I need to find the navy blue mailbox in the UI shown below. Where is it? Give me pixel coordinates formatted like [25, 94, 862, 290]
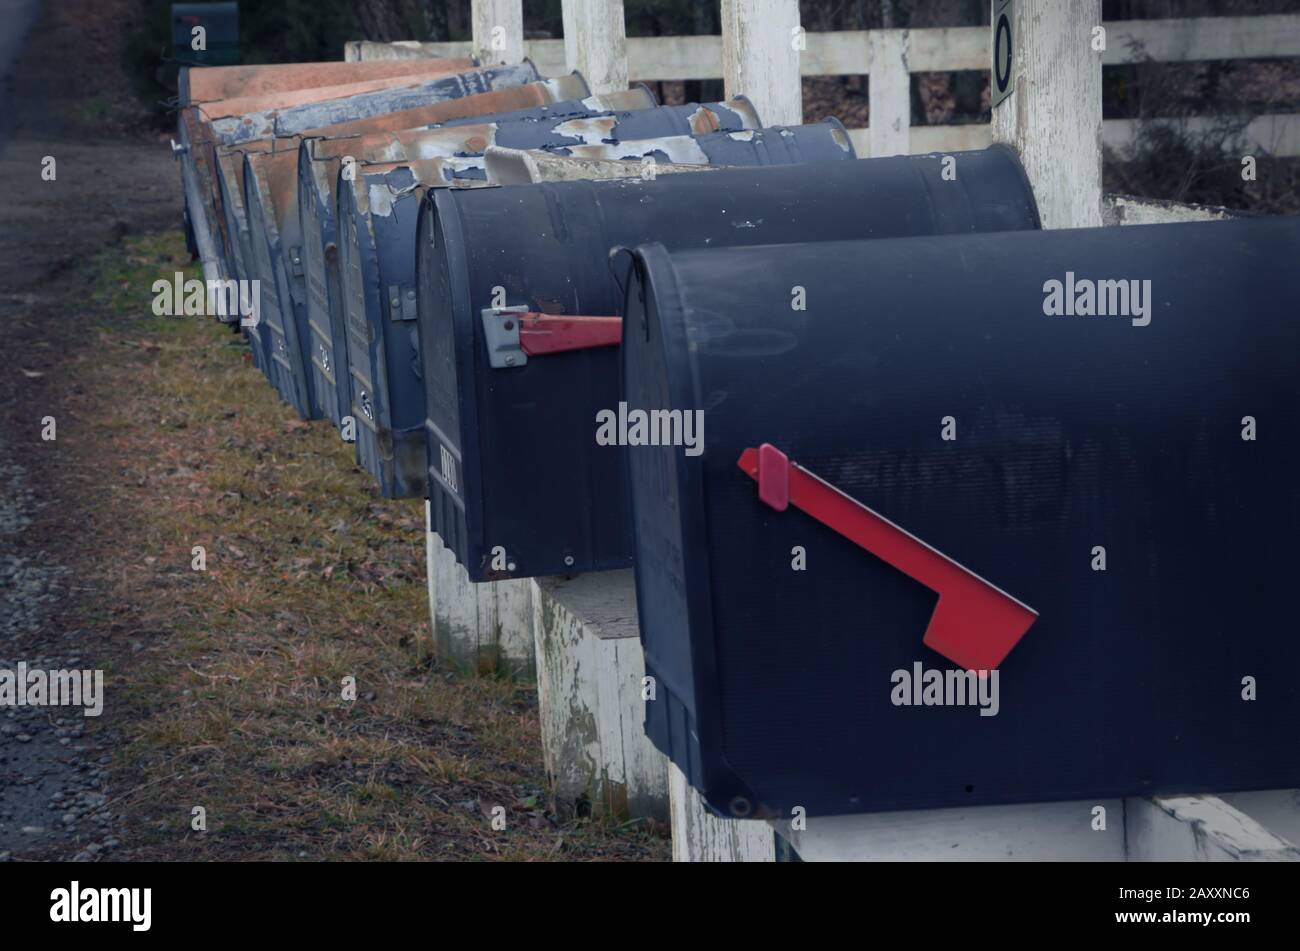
[417, 147, 1040, 581]
[244, 150, 316, 418]
[619, 215, 1300, 818]
[298, 141, 348, 423]
[336, 161, 484, 498]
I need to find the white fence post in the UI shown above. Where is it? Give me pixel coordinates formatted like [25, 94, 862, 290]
[867, 28, 909, 157]
[991, 0, 1103, 228]
[531, 572, 669, 821]
[561, 0, 629, 94]
[721, 0, 803, 127]
[471, 0, 524, 66]
[1126, 796, 1300, 861]
[669, 764, 776, 862]
[424, 516, 536, 680]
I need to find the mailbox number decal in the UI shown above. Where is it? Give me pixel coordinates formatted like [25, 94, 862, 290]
[992, 0, 1014, 109]
[439, 443, 459, 496]
[738, 443, 1037, 670]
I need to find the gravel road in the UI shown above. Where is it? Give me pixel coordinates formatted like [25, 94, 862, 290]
[0, 0, 179, 861]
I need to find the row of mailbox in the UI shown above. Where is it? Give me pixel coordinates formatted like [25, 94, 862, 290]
[178, 56, 1300, 818]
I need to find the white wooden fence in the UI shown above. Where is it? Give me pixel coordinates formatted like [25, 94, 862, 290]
[347, 11, 1300, 159]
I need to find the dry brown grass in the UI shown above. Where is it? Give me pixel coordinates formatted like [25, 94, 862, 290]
[61, 231, 668, 861]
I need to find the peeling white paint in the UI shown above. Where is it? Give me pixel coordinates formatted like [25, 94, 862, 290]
[485, 146, 720, 184]
[564, 135, 712, 166]
[366, 182, 396, 217]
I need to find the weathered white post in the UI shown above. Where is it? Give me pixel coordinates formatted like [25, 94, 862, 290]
[990, 0, 1103, 228]
[669, 765, 776, 862]
[561, 0, 629, 94]
[867, 29, 910, 157]
[471, 0, 525, 66]
[425, 504, 535, 680]
[721, 0, 803, 127]
[531, 572, 669, 820]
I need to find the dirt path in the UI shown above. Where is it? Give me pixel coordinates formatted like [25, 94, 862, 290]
[0, 0, 179, 861]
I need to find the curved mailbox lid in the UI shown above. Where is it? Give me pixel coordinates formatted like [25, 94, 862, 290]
[182, 58, 479, 105]
[431, 86, 660, 128]
[619, 214, 1300, 819]
[483, 146, 725, 184]
[198, 64, 484, 120]
[291, 80, 579, 140]
[417, 146, 1040, 582]
[436, 98, 761, 142]
[212, 62, 544, 145]
[551, 120, 855, 166]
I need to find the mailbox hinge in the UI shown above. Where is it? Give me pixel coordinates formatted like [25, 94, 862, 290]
[737, 443, 1038, 672]
[388, 284, 417, 321]
[288, 246, 304, 277]
[481, 306, 622, 369]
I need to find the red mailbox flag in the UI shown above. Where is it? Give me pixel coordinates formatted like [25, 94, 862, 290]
[739, 443, 1038, 670]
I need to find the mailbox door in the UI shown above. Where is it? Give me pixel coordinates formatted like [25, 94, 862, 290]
[622, 216, 1300, 817]
[361, 170, 428, 498]
[269, 171, 318, 420]
[215, 148, 270, 370]
[338, 176, 382, 472]
[300, 152, 348, 427]
[244, 169, 302, 414]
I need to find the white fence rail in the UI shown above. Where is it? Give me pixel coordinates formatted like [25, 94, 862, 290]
[347, 13, 1300, 157]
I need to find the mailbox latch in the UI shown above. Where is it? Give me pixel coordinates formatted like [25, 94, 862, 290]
[481, 305, 531, 368]
[481, 307, 623, 369]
